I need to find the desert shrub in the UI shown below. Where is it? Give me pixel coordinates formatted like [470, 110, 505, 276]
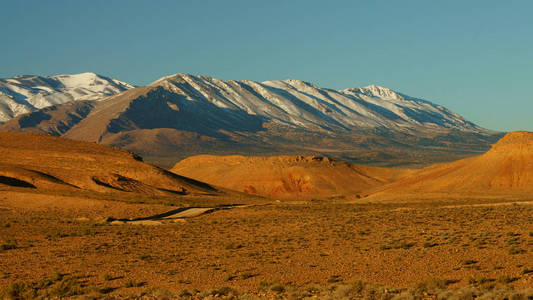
[415, 277, 450, 290]
[257, 280, 271, 292]
[496, 274, 513, 284]
[380, 241, 415, 250]
[199, 286, 238, 298]
[1, 282, 36, 299]
[423, 242, 438, 248]
[0, 241, 16, 251]
[462, 259, 478, 265]
[48, 276, 87, 297]
[326, 275, 342, 283]
[141, 287, 175, 299]
[270, 284, 286, 293]
[509, 247, 526, 255]
[468, 275, 490, 285]
[224, 242, 243, 250]
[125, 279, 144, 288]
[239, 272, 255, 280]
[0, 274, 94, 299]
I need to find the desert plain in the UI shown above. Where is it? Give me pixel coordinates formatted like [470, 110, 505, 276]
[0, 132, 532, 299]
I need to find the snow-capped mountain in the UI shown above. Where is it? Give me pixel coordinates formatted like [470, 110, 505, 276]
[152, 74, 481, 133]
[0, 73, 501, 167]
[0, 72, 133, 122]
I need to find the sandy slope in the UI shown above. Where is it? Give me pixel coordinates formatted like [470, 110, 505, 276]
[172, 155, 411, 200]
[367, 131, 533, 201]
[0, 132, 216, 196]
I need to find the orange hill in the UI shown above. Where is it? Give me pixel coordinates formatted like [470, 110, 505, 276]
[367, 131, 533, 200]
[171, 155, 411, 200]
[0, 132, 215, 195]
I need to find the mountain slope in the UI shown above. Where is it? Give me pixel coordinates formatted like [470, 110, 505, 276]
[0, 73, 502, 167]
[153, 74, 481, 132]
[0, 72, 133, 122]
[0, 132, 216, 196]
[172, 155, 412, 200]
[367, 131, 533, 200]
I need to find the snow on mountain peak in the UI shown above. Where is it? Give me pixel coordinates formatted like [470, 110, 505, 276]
[0, 72, 487, 135]
[0, 72, 133, 122]
[282, 79, 316, 87]
[342, 84, 402, 100]
[143, 74, 485, 133]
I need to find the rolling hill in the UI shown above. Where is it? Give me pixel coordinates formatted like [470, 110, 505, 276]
[0, 132, 215, 196]
[366, 131, 533, 201]
[172, 155, 411, 200]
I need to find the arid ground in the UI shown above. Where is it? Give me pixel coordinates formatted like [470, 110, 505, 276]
[1, 132, 533, 299]
[1, 188, 532, 299]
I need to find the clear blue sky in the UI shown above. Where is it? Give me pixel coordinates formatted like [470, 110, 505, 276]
[2, 0, 532, 132]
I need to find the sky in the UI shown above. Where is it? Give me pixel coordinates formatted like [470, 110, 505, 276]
[1, 0, 532, 132]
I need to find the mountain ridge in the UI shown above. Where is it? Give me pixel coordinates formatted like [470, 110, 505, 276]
[0, 72, 502, 167]
[0, 72, 133, 122]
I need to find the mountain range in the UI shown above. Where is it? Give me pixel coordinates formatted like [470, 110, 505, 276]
[0, 72, 133, 122]
[0, 73, 502, 167]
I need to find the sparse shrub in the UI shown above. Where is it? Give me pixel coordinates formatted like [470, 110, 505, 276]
[45, 232, 69, 240]
[78, 228, 94, 236]
[0, 274, 93, 299]
[420, 277, 449, 290]
[48, 272, 63, 283]
[179, 289, 192, 298]
[239, 272, 254, 280]
[327, 274, 342, 283]
[200, 286, 238, 298]
[125, 279, 144, 288]
[48, 276, 86, 297]
[462, 259, 478, 265]
[496, 275, 513, 284]
[270, 283, 286, 293]
[225, 274, 237, 281]
[380, 241, 415, 250]
[509, 247, 526, 255]
[1, 282, 36, 299]
[0, 241, 16, 251]
[142, 287, 175, 299]
[468, 275, 489, 285]
[258, 280, 271, 291]
[224, 242, 243, 250]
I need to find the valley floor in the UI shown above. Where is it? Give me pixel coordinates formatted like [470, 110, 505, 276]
[0, 188, 532, 298]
